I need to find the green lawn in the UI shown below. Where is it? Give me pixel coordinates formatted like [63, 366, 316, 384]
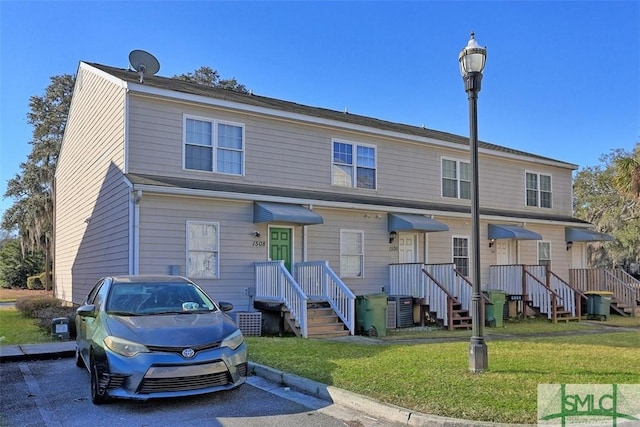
[247, 320, 640, 424]
[0, 308, 56, 345]
[3, 305, 638, 424]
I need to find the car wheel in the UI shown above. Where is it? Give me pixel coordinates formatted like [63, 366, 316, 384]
[75, 348, 85, 368]
[90, 358, 108, 405]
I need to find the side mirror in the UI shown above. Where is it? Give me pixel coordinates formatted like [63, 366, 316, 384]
[76, 304, 97, 318]
[218, 301, 233, 312]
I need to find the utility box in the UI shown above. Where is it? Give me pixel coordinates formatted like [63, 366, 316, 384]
[356, 293, 387, 337]
[483, 289, 506, 327]
[585, 291, 612, 321]
[51, 317, 70, 340]
[389, 295, 414, 328]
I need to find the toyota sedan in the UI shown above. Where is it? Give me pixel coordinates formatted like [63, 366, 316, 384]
[75, 275, 247, 404]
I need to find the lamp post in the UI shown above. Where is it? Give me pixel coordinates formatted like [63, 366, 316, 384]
[459, 32, 488, 373]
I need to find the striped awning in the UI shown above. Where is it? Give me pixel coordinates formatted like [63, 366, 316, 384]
[388, 213, 449, 233]
[253, 202, 323, 225]
[488, 224, 542, 240]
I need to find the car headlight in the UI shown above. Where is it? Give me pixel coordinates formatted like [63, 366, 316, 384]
[104, 336, 150, 357]
[221, 329, 244, 350]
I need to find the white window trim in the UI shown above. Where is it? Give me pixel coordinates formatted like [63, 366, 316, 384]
[183, 114, 245, 176]
[331, 138, 377, 190]
[537, 240, 552, 266]
[525, 171, 552, 208]
[441, 156, 471, 200]
[452, 235, 470, 276]
[186, 220, 220, 279]
[340, 229, 365, 278]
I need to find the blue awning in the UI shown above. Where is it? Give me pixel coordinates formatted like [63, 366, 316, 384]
[565, 227, 614, 242]
[253, 202, 323, 225]
[388, 213, 449, 233]
[488, 224, 542, 240]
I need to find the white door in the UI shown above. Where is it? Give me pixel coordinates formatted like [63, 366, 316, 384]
[571, 243, 586, 268]
[398, 233, 418, 263]
[496, 240, 512, 265]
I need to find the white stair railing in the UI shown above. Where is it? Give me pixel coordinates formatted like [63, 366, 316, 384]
[255, 261, 308, 337]
[296, 261, 355, 335]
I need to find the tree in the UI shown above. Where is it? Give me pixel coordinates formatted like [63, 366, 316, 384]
[2, 67, 248, 289]
[2, 74, 75, 289]
[173, 66, 249, 93]
[573, 144, 640, 271]
[0, 238, 44, 288]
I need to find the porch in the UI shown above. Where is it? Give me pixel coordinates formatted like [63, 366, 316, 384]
[388, 263, 484, 330]
[253, 260, 356, 338]
[569, 268, 640, 317]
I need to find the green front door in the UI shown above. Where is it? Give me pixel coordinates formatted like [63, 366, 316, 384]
[269, 227, 292, 272]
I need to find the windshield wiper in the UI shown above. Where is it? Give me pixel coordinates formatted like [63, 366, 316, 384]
[107, 311, 141, 316]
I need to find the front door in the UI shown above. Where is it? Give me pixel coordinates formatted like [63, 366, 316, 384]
[398, 233, 418, 263]
[571, 242, 586, 268]
[269, 227, 293, 272]
[496, 240, 512, 265]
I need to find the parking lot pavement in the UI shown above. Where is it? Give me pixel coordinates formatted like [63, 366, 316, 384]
[0, 341, 529, 426]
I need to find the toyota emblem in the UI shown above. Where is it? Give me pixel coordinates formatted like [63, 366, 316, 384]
[181, 348, 195, 358]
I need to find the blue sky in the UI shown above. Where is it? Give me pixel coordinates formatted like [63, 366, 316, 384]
[1, 1, 638, 221]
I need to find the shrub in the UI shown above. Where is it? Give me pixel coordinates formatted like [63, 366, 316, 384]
[27, 274, 45, 290]
[15, 295, 62, 318]
[33, 305, 77, 339]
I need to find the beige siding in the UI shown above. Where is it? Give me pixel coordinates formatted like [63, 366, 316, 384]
[125, 96, 575, 218]
[54, 66, 129, 304]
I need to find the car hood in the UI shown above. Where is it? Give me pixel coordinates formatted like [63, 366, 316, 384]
[104, 312, 238, 347]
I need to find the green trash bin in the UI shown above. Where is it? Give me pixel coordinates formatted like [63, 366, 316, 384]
[355, 293, 388, 337]
[483, 289, 506, 327]
[585, 291, 613, 320]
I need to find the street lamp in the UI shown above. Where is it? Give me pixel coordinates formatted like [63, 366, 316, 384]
[459, 32, 488, 373]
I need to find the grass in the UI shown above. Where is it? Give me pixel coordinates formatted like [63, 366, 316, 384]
[247, 318, 640, 424]
[3, 291, 638, 424]
[0, 308, 56, 345]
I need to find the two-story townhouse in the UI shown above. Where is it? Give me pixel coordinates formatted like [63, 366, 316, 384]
[55, 61, 628, 338]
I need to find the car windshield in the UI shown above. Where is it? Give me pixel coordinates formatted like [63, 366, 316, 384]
[106, 282, 218, 315]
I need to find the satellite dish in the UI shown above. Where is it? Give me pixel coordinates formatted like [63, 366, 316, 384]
[128, 50, 160, 83]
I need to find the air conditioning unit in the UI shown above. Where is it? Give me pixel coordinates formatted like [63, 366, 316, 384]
[390, 295, 414, 328]
[387, 300, 397, 329]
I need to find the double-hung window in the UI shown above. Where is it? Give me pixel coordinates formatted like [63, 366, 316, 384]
[332, 140, 376, 189]
[340, 230, 364, 278]
[184, 116, 244, 175]
[442, 158, 471, 199]
[525, 172, 552, 208]
[537, 241, 551, 267]
[187, 221, 219, 279]
[452, 236, 469, 277]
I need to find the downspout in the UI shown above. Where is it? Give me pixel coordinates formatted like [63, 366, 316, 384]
[131, 190, 142, 275]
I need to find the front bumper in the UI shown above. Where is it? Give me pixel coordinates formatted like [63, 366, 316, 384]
[99, 341, 247, 400]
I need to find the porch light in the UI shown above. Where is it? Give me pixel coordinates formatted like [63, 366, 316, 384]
[489, 239, 496, 248]
[389, 231, 397, 244]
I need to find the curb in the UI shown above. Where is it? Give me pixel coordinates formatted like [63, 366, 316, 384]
[248, 362, 534, 427]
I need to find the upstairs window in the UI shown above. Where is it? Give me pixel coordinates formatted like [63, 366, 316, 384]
[184, 116, 244, 175]
[526, 172, 552, 208]
[442, 158, 471, 199]
[332, 141, 376, 189]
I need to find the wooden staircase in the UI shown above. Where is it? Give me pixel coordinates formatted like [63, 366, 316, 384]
[285, 301, 350, 338]
[610, 297, 640, 317]
[425, 298, 472, 330]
